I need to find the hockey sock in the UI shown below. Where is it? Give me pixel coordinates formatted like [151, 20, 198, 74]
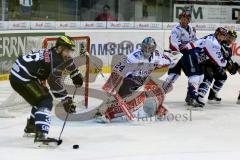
[35, 108, 51, 134]
[198, 79, 212, 98]
[212, 80, 226, 93]
[29, 106, 37, 124]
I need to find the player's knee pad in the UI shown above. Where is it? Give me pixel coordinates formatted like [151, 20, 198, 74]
[35, 107, 51, 134]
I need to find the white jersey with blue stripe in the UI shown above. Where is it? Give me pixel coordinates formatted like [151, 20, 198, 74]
[185, 34, 227, 67]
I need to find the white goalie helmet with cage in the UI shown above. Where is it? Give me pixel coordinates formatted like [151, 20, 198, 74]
[141, 37, 157, 58]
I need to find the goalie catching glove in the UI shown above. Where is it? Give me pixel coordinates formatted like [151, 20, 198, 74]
[70, 69, 83, 87]
[62, 97, 76, 113]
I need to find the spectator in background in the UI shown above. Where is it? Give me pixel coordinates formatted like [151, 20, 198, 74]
[95, 5, 117, 21]
[19, 0, 33, 16]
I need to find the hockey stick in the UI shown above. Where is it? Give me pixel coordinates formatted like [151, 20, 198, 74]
[81, 51, 135, 121]
[57, 87, 78, 145]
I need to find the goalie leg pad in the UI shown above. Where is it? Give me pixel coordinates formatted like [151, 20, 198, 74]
[102, 71, 123, 95]
[144, 79, 167, 116]
[104, 92, 146, 120]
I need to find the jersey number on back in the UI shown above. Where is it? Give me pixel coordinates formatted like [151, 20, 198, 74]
[23, 51, 44, 62]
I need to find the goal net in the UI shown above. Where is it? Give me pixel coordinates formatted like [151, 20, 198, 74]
[0, 36, 90, 117]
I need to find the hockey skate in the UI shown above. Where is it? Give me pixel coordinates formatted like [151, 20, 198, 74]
[23, 119, 36, 137]
[237, 93, 240, 104]
[185, 91, 192, 106]
[94, 110, 110, 123]
[207, 89, 221, 104]
[186, 96, 204, 111]
[34, 132, 59, 147]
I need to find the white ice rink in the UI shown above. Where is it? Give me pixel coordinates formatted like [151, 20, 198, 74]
[1, 74, 240, 160]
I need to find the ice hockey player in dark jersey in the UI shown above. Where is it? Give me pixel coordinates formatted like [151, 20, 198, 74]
[198, 29, 239, 106]
[9, 36, 83, 146]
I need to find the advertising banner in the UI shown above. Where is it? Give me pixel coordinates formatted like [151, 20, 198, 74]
[0, 32, 64, 75]
[174, 4, 240, 24]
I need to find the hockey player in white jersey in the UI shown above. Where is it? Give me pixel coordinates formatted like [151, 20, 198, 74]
[182, 27, 237, 108]
[99, 37, 182, 121]
[198, 29, 239, 106]
[162, 10, 197, 105]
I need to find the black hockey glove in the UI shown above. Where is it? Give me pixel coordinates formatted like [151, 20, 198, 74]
[226, 60, 239, 75]
[70, 69, 83, 87]
[62, 97, 76, 113]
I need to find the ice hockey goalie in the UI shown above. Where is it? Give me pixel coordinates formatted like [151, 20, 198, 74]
[99, 37, 182, 122]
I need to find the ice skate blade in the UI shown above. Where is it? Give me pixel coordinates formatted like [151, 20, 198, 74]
[207, 100, 221, 104]
[34, 141, 59, 148]
[23, 132, 35, 138]
[186, 106, 204, 111]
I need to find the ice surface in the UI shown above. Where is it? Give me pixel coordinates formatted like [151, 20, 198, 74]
[1, 74, 240, 160]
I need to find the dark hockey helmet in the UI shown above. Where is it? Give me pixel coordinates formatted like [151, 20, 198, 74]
[56, 35, 75, 51]
[227, 30, 237, 39]
[178, 11, 191, 20]
[141, 37, 157, 56]
[226, 29, 237, 44]
[215, 27, 227, 36]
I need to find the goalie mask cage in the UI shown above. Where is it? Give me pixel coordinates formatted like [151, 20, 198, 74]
[0, 36, 90, 116]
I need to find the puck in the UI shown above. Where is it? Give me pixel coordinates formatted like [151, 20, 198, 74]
[73, 144, 79, 149]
